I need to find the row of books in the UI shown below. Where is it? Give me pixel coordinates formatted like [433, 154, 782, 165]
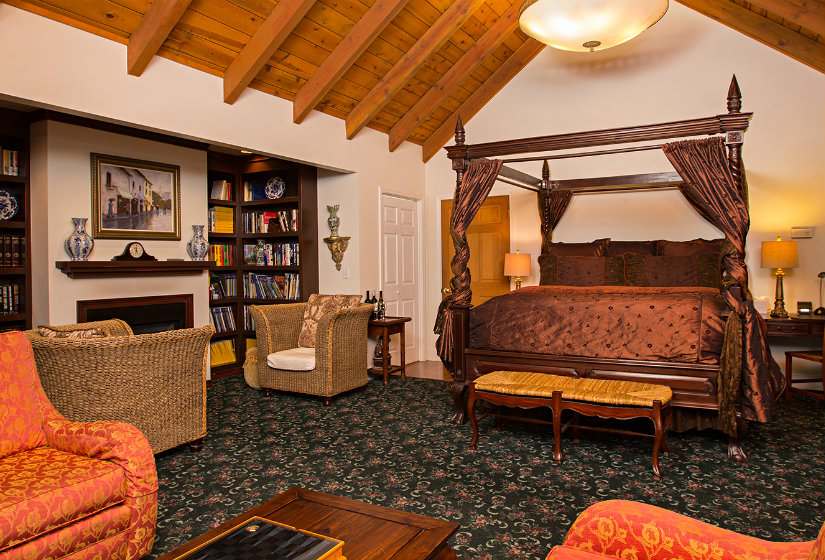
[1, 149, 21, 176]
[210, 179, 232, 201]
[243, 243, 299, 266]
[209, 273, 236, 300]
[0, 234, 25, 267]
[209, 244, 234, 267]
[243, 305, 255, 331]
[243, 272, 299, 300]
[209, 339, 236, 367]
[243, 209, 298, 233]
[208, 206, 234, 233]
[0, 283, 21, 313]
[210, 305, 236, 333]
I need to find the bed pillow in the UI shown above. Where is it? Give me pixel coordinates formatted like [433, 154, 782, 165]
[658, 238, 724, 256]
[36, 327, 108, 339]
[605, 240, 658, 256]
[544, 238, 609, 257]
[539, 255, 625, 286]
[624, 253, 721, 287]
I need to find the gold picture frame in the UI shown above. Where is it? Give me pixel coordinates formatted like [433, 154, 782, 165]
[91, 152, 181, 240]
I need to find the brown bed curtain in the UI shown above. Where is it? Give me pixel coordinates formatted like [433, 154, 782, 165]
[663, 137, 782, 431]
[435, 158, 503, 369]
[538, 189, 573, 252]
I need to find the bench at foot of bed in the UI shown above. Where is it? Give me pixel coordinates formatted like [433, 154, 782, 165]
[468, 370, 673, 479]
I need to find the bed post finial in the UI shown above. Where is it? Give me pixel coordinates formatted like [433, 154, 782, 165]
[541, 160, 550, 189]
[455, 114, 465, 146]
[727, 75, 741, 114]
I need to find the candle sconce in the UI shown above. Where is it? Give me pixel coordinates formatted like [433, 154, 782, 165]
[323, 204, 350, 271]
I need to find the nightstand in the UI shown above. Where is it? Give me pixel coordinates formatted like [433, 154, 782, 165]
[764, 315, 824, 338]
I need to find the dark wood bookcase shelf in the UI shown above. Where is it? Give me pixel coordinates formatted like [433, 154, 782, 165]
[207, 153, 318, 378]
[0, 109, 31, 332]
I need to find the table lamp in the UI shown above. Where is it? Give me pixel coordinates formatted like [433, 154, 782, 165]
[761, 237, 798, 318]
[504, 250, 531, 290]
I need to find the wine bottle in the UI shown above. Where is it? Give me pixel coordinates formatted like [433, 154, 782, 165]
[378, 290, 385, 319]
[364, 290, 370, 304]
[369, 292, 378, 319]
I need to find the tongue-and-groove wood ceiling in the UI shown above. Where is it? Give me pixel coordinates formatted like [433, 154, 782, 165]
[6, 0, 824, 161]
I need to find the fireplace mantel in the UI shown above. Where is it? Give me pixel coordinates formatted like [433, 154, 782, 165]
[56, 261, 213, 278]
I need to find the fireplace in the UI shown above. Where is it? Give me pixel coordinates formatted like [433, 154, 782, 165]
[77, 294, 194, 334]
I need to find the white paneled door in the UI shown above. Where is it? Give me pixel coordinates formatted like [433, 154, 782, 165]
[381, 194, 418, 364]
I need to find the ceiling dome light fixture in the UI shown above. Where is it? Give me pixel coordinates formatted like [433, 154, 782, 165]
[518, 0, 669, 52]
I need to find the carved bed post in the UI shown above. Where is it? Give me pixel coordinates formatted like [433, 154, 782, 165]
[725, 75, 745, 200]
[539, 160, 551, 249]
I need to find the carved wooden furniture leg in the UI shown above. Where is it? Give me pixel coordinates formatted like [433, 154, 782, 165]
[189, 438, 204, 452]
[785, 352, 794, 402]
[449, 382, 467, 424]
[263, 388, 272, 397]
[323, 397, 332, 407]
[727, 418, 748, 463]
[552, 391, 563, 464]
[651, 400, 664, 480]
[381, 334, 390, 386]
[468, 385, 479, 450]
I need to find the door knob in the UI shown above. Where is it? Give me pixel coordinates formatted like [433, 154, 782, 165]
[441, 288, 451, 296]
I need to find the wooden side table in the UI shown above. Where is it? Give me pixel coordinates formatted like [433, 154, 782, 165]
[368, 316, 411, 386]
[765, 314, 824, 338]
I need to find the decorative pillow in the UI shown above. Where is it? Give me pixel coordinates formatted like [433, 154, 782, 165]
[37, 327, 107, 339]
[624, 254, 721, 287]
[539, 255, 625, 286]
[0, 331, 46, 459]
[297, 294, 363, 348]
[605, 240, 658, 256]
[543, 238, 609, 257]
[657, 238, 724, 256]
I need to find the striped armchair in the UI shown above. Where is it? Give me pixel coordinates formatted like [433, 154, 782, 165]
[25, 320, 214, 454]
[250, 301, 373, 406]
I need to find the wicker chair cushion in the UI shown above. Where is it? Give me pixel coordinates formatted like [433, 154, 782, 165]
[267, 347, 316, 371]
[36, 327, 107, 339]
[297, 294, 363, 348]
[0, 446, 128, 552]
[474, 371, 673, 407]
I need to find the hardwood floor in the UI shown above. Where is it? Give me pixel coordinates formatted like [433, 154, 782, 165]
[403, 360, 453, 381]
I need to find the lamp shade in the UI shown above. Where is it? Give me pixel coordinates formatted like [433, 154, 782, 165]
[518, 0, 668, 52]
[504, 252, 532, 277]
[761, 238, 798, 269]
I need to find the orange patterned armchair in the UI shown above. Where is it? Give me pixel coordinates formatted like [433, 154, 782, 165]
[0, 331, 158, 560]
[547, 500, 824, 560]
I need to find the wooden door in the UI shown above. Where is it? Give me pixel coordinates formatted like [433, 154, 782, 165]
[381, 194, 418, 363]
[441, 195, 510, 307]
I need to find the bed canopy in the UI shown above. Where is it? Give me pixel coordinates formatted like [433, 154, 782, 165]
[435, 76, 782, 437]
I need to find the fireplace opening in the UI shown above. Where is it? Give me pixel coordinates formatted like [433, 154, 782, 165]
[77, 294, 194, 334]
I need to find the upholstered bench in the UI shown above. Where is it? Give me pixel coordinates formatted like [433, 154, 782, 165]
[468, 371, 673, 479]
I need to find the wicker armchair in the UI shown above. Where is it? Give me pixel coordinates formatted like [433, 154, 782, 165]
[25, 320, 214, 454]
[250, 302, 373, 406]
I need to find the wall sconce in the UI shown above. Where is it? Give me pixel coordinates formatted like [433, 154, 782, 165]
[323, 204, 350, 271]
[504, 250, 531, 290]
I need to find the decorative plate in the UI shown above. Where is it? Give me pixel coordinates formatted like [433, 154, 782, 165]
[265, 177, 286, 199]
[0, 190, 18, 221]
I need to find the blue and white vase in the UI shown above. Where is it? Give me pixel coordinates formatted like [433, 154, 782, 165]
[187, 225, 208, 261]
[327, 204, 340, 237]
[65, 217, 94, 261]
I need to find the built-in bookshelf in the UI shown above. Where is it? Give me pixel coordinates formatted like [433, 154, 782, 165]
[0, 109, 31, 332]
[207, 153, 318, 377]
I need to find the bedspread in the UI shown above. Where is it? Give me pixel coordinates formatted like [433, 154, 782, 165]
[470, 286, 727, 364]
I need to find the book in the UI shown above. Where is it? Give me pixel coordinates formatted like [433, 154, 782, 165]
[210, 179, 231, 200]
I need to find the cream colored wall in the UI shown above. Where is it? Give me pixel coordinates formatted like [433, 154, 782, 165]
[0, 4, 426, 359]
[29, 120, 210, 328]
[424, 2, 825, 360]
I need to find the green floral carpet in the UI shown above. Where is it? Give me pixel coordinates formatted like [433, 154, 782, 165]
[149, 376, 824, 559]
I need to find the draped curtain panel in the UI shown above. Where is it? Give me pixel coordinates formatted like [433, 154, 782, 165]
[662, 137, 782, 428]
[538, 189, 573, 252]
[435, 159, 503, 369]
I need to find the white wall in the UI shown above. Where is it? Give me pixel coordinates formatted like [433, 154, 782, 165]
[0, 4, 426, 358]
[29, 120, 210, 328]
[423, 3, 825, 360]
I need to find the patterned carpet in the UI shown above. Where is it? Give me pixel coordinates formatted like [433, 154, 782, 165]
[149, 375, 825, 559]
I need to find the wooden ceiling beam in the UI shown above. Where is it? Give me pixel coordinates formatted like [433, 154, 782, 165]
[677, 0, 825, 73]
[387, 3, 521, 152]
[127, 0, 193, 76]
[421, 39, 545, 163]
[746, 0, 825, 36]
[345, 0, 487, 140]
[293, 0, 410, 124]
[223, 0, 316, 104]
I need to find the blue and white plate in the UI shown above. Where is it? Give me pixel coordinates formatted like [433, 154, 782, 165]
[265, 177, 286, 199]
[0, 190, 18, 221]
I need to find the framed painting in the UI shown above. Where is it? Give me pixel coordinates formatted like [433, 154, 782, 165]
[91, 153, 181, 240]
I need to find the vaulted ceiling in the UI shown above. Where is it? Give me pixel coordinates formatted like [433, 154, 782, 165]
[6, 0, 824, 162]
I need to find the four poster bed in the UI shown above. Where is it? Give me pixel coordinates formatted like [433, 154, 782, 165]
[435, 77, 783, 461]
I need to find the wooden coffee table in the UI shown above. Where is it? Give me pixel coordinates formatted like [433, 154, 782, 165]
[154, 487, 459, 560]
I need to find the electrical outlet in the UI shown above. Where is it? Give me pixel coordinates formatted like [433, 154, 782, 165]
[343, 267, 350, 279]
